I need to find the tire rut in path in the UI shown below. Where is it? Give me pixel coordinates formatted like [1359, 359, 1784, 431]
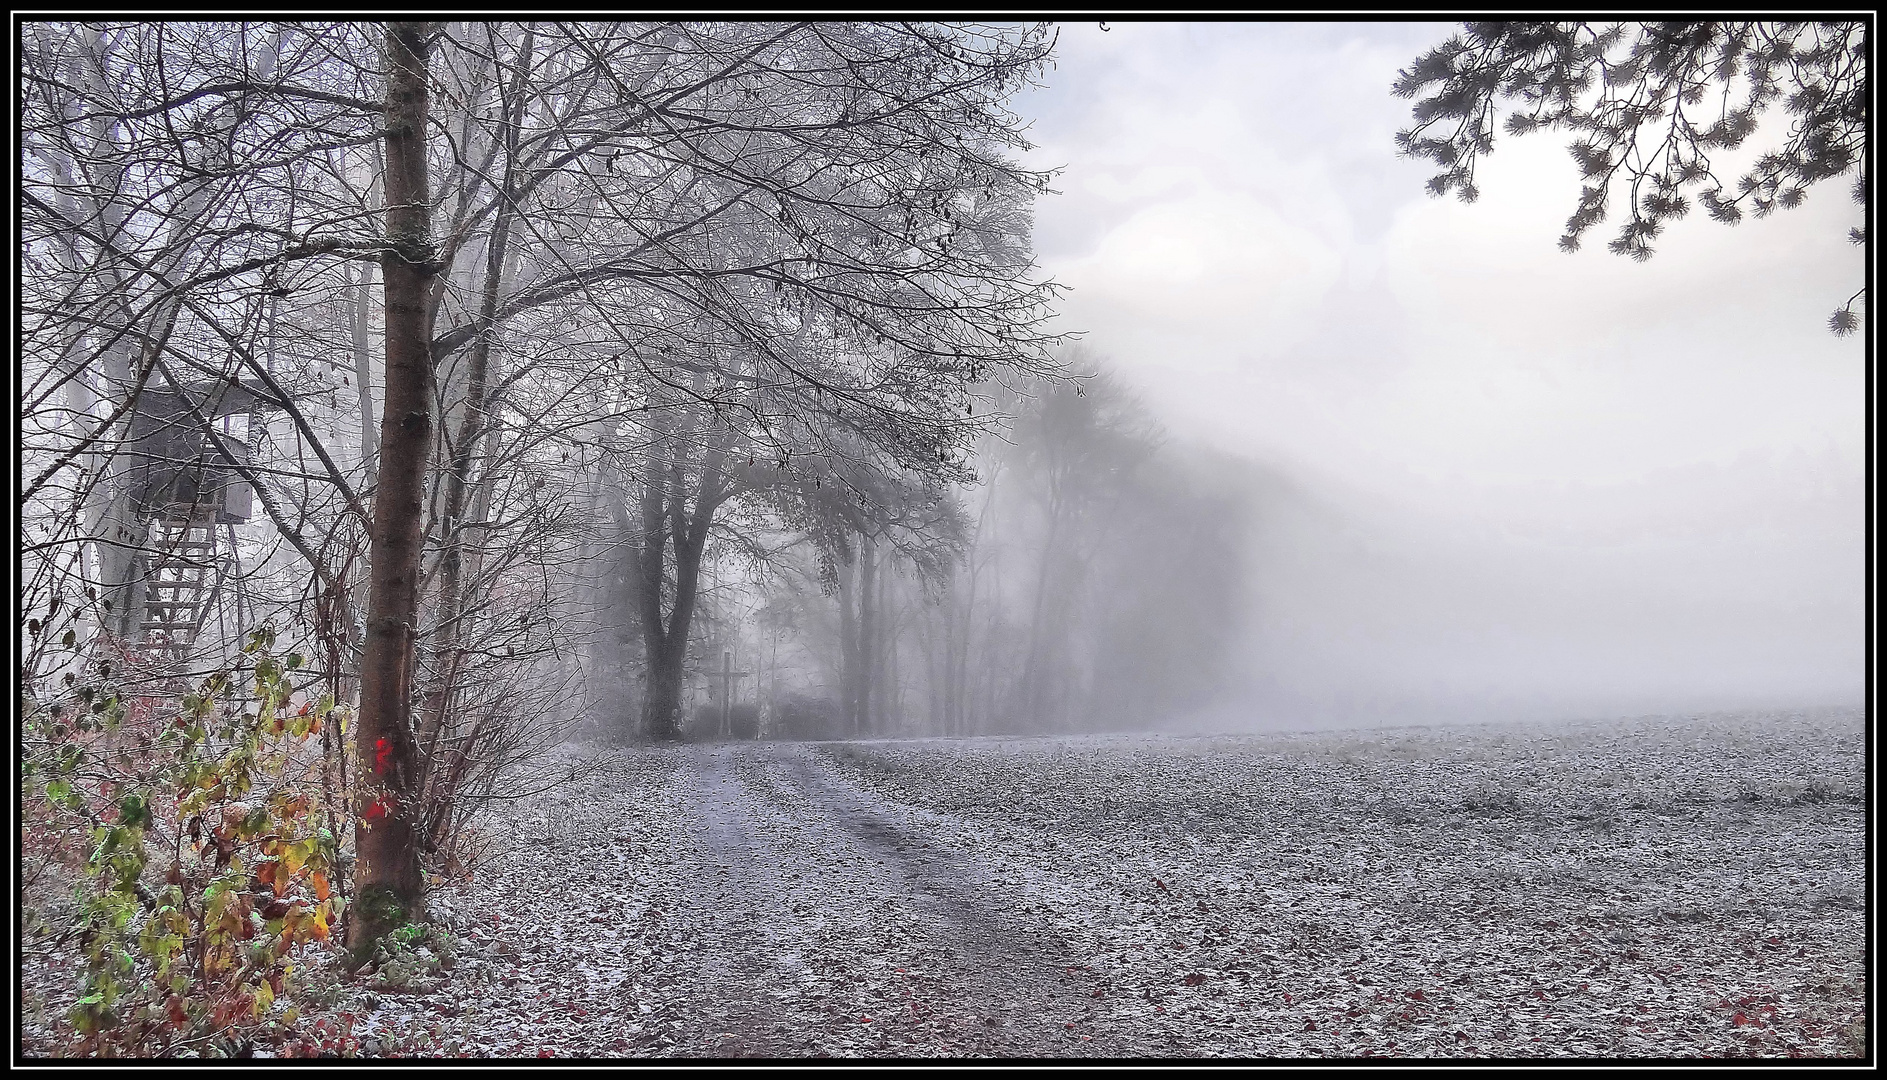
[652, 742, 1141, 1057]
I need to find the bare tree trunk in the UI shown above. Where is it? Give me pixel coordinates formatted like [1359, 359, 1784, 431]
[858, 530, 877, 736]
[836, 544, 859, 735]
[942, 598, 959, 737]
[985, 545, 1003, 732]
[954, 467, 1000, 737]
[342, 233, 379, 713]
[922, 600, 945, 735]
[63, 28, 147, 643]
[632, 408, 730, 741]
[1019, 484, 1064, 727]
[349, 259, 378, 485]
[352, 19, 435, 952]
[643, 632, 690, 741]
[882, 561, 901, 733]
[640, 514, 709, 740]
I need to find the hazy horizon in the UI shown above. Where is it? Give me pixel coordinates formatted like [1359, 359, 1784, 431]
[1016, 21, 1866, 727]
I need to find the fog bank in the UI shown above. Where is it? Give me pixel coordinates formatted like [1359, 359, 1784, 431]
[1180, 447, 1866, 731]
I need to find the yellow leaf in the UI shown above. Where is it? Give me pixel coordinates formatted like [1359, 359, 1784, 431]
[284, 839, 311, 875]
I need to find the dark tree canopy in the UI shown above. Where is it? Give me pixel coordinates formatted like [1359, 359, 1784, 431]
[1394, 21, 1868, 334]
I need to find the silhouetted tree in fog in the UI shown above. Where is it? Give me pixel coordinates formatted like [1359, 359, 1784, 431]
[580, 22, 1062, 739]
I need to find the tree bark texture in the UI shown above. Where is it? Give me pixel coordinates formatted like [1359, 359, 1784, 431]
[351, 19, 435, 951]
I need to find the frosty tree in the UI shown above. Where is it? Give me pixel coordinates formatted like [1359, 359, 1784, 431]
[1394, 21, 1868, 333]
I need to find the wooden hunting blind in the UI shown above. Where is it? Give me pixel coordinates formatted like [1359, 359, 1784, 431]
[126, 381, 273, 523]
[123, 379, 280, 661]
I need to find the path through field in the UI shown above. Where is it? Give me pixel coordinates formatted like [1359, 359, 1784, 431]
[340, 709, 1864, 1059]
[638, 743, 1144, 1056]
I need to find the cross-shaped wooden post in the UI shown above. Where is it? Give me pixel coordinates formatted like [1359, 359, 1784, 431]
[721, 649, 751, 739]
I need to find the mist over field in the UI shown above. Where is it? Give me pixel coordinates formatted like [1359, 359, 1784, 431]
[1189, 445, 1868, 732]
[1020, 22, 1866, 734]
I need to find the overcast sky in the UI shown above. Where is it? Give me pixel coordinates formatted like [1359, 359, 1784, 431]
[1016, 21, 1867, 725]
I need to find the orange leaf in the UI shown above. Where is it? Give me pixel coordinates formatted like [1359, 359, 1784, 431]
[312, 871, 330, 901]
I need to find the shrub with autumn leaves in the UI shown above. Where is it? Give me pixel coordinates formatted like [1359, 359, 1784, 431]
[21, 626, 352, 1057]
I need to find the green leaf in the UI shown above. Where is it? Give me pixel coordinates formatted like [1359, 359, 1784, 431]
[117, 792, 152, 829]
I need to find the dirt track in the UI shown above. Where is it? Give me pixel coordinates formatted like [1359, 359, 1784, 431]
[641, 743, 1142, 1056]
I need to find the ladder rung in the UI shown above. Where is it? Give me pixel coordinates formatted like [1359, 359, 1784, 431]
[141, 524, 219, 654]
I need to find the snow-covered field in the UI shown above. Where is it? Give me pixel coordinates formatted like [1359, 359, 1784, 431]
[21, 707, 1868, 1058]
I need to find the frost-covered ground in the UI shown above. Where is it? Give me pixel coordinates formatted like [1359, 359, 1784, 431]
[806, 709, 1870, 1058]
[21, 707, 1868, 1058]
